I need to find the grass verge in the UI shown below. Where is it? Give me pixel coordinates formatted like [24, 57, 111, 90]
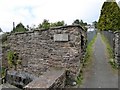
[76, 70, 83, 85]
[101, 34, 118, 69]
[83, 34, 97, 67]
[76, 34, 97, 85]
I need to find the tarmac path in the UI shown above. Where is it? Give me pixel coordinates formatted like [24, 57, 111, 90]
[79, 33, 118, 88]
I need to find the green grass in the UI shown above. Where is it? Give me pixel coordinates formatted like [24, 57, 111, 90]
[101, 34, 114, 59]
[76, 70, 83, 85]
[76, 34, 97, 85]
[101, 34, 118, 69]
[83, 35, 97, 66]
[1, 66, 5, 78]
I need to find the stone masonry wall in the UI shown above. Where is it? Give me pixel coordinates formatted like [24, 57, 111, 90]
[6, 25, 86, 79]
[24, 69, 66, 89]
[114, 31, 120, 66]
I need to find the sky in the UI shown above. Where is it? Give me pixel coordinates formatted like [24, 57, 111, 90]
[0, 0, 120, 32]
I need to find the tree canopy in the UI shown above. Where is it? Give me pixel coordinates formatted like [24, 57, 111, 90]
[12, 23, 28, 33]
[92, 21, 98, 28]
[98, 1, 120, 31]
[38, 19, 65, 29]
[50, 21, 65, 27]
[0, 27, 3, 32]
[72, 19, 88, 30]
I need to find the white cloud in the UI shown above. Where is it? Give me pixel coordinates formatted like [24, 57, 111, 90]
[0, 0, 119, 32]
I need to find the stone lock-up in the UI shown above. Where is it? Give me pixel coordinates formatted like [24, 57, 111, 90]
[2, 25, 87, 88]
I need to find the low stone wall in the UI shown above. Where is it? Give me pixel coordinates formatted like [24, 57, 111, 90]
[6, 70, 38, 88]
[24, 69, 66, 89]
[101, 31, 120, 66]
[4, 25, 86, 80]
[101, 31, 114, 50]
[114, 31, 120, 65]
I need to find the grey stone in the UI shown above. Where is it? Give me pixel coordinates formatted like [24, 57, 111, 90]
[54, 34, 68, 41]
[2, 25, 87, 88]
[114, 32, 120, 65]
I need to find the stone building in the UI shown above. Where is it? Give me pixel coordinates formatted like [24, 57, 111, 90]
[2, 25, 87, 88]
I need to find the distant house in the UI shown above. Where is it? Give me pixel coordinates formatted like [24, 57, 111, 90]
[85, 25, 95, 29]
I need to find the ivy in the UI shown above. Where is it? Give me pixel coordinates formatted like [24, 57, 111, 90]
[7, 50, 21, 70]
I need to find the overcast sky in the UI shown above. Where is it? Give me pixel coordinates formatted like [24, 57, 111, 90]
[0, 0, 120, 32]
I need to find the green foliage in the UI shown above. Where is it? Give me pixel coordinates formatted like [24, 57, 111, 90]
[72, 19, 87, 31]
[76, 35, 97, 85]
[7, 51, 16, 66]
[73, 19, 87, 26]
[1, 67, 5, 78]
[101, 34, 114, 58]
[76, 70, 83, 85]
[98, 1, 120, 31]
[109, 59, 118, 69]
[84, 35, 97, 67]
[12, 23, 28, 33]
[39, 19, 50, 29]
[72, 19, 80, 24]
[38, 19, 65, 29]
[17, 60, 22, 65]
[92, 21, 98, 28]
[101, 34, 118, 69]
[79, 20, 87, 26]
[1, 33, 7, 43]
[7, 51, 19, 70]
[50, 21, 65, 27]
[0, 27, 3, 32]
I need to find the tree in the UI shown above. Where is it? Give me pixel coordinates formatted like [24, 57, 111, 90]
[26, 25, 30, 31]
[72, 19, 88, 31]
[12, 23, 28, 33]
[98, 1, 120, 31]
[72, 19, 80, 25]
[56, 21, 64, 26]
[73, 19, 87, 26]
[39, 19, 50, 29]
[50, 21, 65, 27]
[38, 20, 65, 29]
[0, 28, 3, 32]
[92, 21, 98, 28]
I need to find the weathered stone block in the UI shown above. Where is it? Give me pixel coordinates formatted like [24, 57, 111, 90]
[24, 69, 66, 89]
[54, 34, 68, 41]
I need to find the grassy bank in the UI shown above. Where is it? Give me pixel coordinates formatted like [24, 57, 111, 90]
[101, 34, 118, 69]
[83, 34, 97, 67]
[77, 34, 97, 85]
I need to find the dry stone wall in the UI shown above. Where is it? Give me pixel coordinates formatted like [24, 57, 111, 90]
[6, 70, 38, 88]
[6, 25, 86, 79]
[101, 31, 120, 66]
[24, 69, 66, 89]
[114, 31, 120, 65]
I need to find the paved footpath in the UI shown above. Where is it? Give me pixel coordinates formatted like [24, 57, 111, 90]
[79, 33, 118, 88]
